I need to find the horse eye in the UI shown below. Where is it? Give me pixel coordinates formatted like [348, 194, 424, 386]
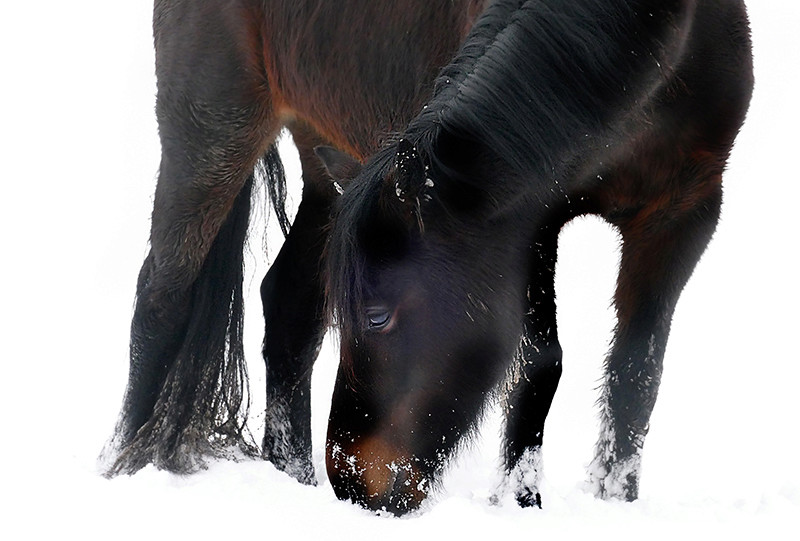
[366, 307, 393, 331]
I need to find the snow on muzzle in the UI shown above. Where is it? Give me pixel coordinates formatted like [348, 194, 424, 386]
[326, 432, 432, 515]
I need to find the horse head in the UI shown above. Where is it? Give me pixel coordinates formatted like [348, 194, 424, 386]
[319, 136, 531, 514]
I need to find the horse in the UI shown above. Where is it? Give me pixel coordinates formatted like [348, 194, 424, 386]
[104, 0, 753, 517]
[103, 0, 489, 481]
[317, 0, 753, 514]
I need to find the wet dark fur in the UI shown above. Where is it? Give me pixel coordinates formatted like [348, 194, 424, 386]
[322, 0, 753, 513]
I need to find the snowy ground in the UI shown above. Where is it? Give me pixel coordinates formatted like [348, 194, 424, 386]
[2, 2, 799, 539]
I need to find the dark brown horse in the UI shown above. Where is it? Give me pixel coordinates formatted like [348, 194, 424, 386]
[319, 0, 753, 514]
[105, 0, 753, 518]
[104, 0, 488, 482]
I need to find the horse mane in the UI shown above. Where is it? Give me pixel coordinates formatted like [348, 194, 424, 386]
[324, 151, 396, 350]
[406, 0, 689, 182]
[326, 0, 690, 347]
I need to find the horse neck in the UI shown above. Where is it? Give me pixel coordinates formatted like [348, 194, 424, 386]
[416, 0, 695, 188]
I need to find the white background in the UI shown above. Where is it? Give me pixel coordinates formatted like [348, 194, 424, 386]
[1, 2, 798, 538]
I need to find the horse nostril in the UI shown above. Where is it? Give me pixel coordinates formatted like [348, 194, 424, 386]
[385, 465, 429, 515]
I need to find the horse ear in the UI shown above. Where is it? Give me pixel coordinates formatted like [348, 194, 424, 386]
[393, 138, 429, 203]
[387, 138, 434, 233]
[315, 146, 362, 193]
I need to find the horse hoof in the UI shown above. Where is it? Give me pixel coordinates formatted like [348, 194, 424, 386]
[488, 486, 542, 509]
[515, 487, 542, 509]
[264, 454, 317, 485]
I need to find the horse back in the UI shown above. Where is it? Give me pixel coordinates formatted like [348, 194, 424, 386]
[152, 0, 488, 159]
[260, 0, 489, 157]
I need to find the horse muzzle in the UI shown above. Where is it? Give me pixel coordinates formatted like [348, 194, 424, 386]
[326, 433, 430, 515]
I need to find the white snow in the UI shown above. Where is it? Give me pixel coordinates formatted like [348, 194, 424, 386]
[2, 2, 799, 539]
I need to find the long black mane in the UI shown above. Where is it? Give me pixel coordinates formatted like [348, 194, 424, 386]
[413, 0, 691, 178]
[326, 0, 692, 341]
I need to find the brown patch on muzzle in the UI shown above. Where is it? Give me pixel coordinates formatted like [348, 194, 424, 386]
[326, 434, 430, 515]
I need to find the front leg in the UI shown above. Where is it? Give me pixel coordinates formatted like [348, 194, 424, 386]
[589, 181, 722, 500]
[261, 193, 331, 484]
[261, 125, 339, 484]
[499, 229, 562, 507]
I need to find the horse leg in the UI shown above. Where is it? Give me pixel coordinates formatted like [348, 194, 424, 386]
[105, 3, 276, 475]
[500, 226, 563, 508]
[588, 176, 723, 500]
[261, 121, 339, 484]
